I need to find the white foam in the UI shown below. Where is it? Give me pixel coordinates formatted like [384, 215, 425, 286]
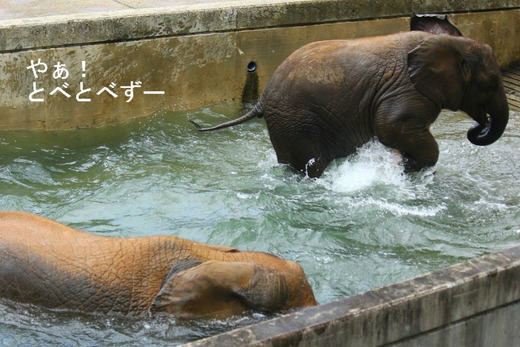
[314, 141, 446, 217]
[320, 141, 406, 193]
[359, 198, 445, 217]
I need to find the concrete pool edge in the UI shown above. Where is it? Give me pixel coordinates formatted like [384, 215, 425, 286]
[0, 1, 519, 130]
[182, 245, 520, 346]
[2, 0, 519, 52]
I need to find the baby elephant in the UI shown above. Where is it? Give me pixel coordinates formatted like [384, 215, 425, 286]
[0, 211, 316, 319]
[194, 14, 508, 177]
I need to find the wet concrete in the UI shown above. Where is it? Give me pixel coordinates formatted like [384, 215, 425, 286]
[503, 64, 520, 111]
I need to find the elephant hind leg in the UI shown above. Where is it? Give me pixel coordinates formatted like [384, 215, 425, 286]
[283, 156, 329, 178]
[270, 133, 331, 178]
[302, 156, 330, 178]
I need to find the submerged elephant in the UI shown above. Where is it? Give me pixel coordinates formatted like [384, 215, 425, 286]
[193, 14, 509, 178]
[0, 211, 316, 318]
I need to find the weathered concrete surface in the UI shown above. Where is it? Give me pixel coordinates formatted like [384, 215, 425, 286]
[183, 245, 520, 347]
[0, 1, 519, 130]
[0, 6, 519, 130]
[1, 0, 519, 51]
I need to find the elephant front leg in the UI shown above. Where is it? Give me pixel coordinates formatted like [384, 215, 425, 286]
[401, 149, 437, 172]
[378, 123, 439, 172]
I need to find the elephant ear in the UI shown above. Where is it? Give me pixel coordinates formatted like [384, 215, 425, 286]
[200, 244, 239, 253]
[148, 260, 289, 319]
[408, 35, 472, 111]
[410, 13, 463, 36]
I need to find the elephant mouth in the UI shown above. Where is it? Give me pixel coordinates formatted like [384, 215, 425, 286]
[469, 105, 488, 126]
[466, 106, 490, 143]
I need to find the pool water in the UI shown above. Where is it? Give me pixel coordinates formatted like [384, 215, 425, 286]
[0, 103, 519, 345]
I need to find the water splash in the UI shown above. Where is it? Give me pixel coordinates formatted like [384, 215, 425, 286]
[319, 141, 406, 194]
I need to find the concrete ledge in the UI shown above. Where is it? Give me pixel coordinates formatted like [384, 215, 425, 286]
[183, 245, 520, 346]
[0, 1, 519, 130]
[1, 0, 519, 52]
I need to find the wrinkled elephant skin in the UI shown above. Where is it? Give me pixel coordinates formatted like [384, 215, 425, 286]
[0, 211, 316, 319]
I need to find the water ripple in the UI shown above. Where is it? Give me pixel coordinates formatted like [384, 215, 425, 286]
[0, 106, 519, 345]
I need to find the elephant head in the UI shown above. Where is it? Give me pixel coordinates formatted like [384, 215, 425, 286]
[408, 30, 509, 146]
[148, 257, 316, 319]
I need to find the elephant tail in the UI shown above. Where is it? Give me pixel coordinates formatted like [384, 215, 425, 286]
[190, 103, 264, 132]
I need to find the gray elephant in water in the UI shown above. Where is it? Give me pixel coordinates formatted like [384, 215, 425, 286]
[0, 211, 316, 319]
[194, 14, 509, 178]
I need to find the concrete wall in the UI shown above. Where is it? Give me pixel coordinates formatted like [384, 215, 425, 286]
[0, 0, 519, 130]
[183, 245, 520, 347]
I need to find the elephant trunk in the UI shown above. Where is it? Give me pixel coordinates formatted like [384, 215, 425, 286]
[466, 91, 509, 146]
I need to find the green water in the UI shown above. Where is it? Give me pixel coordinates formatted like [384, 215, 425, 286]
[0, 103, 519, 345]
